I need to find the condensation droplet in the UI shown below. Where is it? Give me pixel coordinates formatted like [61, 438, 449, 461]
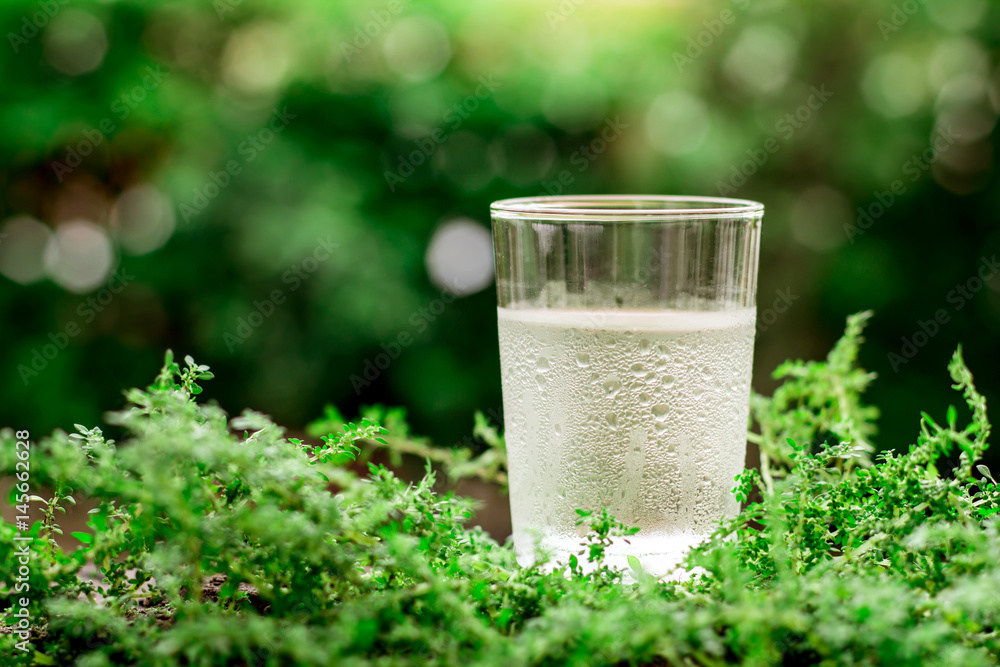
[537, 357, 551, 372]
[606, 413, 618, 430]
[630, 362, 646, 378]
[652, 404, 670, 421]
[639, 392, 652, 406]
[638, 338, 652, 353]
[662, 375, 676, 389]
[576, 353, 591, 368]
[603, 378, 623, 398]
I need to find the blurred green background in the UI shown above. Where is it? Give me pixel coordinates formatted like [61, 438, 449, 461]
[1, 0, 998, 458]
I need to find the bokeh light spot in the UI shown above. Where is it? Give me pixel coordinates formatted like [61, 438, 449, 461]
[383, 17, 451, 82]
[936, 73, 991, 110]
[425, 218, 494, 296]
[0, 217, 51, 285]
[926, 0, 987, 32]
[861, 53, 926, 118]
[723, 25, 796, 97]
[43, 220, 114, 293]
[112, 185, 176, 255]
[43, 9, 108, 76]
[222, 22, 292, 95]
[927, 37, 989, 91]
[646, 91, 709, 157]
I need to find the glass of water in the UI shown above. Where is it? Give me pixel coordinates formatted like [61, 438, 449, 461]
[491, 195, 763, 577]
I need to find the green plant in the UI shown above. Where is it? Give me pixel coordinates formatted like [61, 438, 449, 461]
[3, 313, 999, 666]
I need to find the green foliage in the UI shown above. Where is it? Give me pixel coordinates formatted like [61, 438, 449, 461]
[308, 405, 508, 488]
[3, 313, 1000, 665]
[749, 310, 880, 492]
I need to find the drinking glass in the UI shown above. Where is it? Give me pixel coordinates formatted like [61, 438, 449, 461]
[491, 195, 763, 576]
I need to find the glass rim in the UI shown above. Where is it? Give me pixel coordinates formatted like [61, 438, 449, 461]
[491, 195, 764, 222]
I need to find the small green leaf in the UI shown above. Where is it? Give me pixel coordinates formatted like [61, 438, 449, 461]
[977, 465, 996, 484]
[88, 511, 108, 532]
[71, 531, 93, 544]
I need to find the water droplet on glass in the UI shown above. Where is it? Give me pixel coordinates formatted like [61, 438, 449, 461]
[652, 404, 670, 421]
[606, 413, 618, 430]
[576, 353, 590, 368]
[662, 375, 676, 389]
[603, 378, 622, 398]
[630, 363, 646, 378]
[639, 392, 652, 406]
[639, 339, 652, 353]
[537, 357, 550, 372]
